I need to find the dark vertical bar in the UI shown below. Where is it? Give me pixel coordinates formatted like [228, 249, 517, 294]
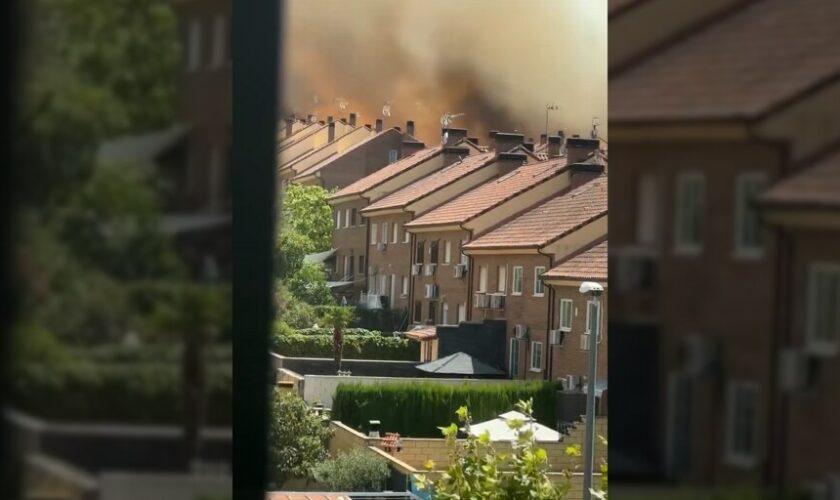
[232, 0, 278, 497]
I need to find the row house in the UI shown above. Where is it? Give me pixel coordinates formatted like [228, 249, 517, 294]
[326, 134, 484, 302]
[277, 115, 313, 141]
[404, 137, 601, 334]
[278, 115, 374, 182]
[360, 132, 546, 318]
[292, 120, 425, 190]
[462, 174, 607, 381]
[609, 0, 840, 490]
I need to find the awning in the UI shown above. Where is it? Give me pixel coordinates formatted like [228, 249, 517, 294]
[326, 281, 353, 289]
[416, 352, 505, 376]
[303, 248, 337, 264]
[403, 325, 437, 341]
[465, 410, 561, 442]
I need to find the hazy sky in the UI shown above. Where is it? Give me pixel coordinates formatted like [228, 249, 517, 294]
[281, 0, 607, 144]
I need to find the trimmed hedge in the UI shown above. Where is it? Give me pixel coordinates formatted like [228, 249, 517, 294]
[291, 327, 380, 337]
[9, 361, 231, 425]
[332, 381, 559, 437]
[272, 334, 419, 361]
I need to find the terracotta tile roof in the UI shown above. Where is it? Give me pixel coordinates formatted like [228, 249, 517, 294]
[463, 175, 607, 250]
[293, 129, 404, 180]
[760, 148, 840, 210]
[610, 0, 840, 122]
[362, 151, 497, 213]
[328, 145, 443, 200]
[544, 240, 608, 281]
[265, 493, 349, 500]
[405, 158, 568, 228]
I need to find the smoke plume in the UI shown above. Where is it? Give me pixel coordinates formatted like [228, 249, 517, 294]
[281, 0, 607, 144]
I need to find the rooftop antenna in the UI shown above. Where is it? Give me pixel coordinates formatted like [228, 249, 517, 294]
[591, 116, 600, 140]
[439, 112, 465, 144]
[382, 101, 392, 117]
[334, 97, 350, 111]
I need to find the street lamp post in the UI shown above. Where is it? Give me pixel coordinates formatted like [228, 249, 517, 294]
[579, 281, 604, 500]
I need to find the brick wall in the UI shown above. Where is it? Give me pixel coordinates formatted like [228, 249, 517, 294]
[316, 129, 404, 190]
[366, 212, 414, 311]
[548, 284, 609, 382]
[331, 198, 370, 301]
[410, 229, 472, 326]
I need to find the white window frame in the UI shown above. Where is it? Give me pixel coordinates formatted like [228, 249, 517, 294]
[805, 263, 840, 356]
[512, 266, 524, 295]
[734, 172, 767, 259]
[724, 380, 759, 468]
[460, 240, 469, 266]
[392, 223, 399, 244]
[388, 149, 399, 163]
[370, 222, 378, 244]
[210, 14, 226, 69]
[674, 172, 705, 256]
[442, 302, 449, 325]
[381, 222, 388, 244]
[530, 341, 543, 372]
[444, 241, 452, 264]
[458, 303, 466, 323]
[559, 299, 573, 332]
[404, 228, 411, 243]
[497, 266, 507, 293]
[187, 19, 202, 72]
[478, 266, 488, 293]
[509, 338, 520, 378]
[345, 208, 352, 229]
[533, 266, 546, 296]
[402, 276, 409, 297]
[335, 210, 342, 230]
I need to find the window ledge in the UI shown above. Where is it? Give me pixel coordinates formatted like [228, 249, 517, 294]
[533, 293, 545, 298]
[529, 368, 543, 373]
[512, 292, 523, 296]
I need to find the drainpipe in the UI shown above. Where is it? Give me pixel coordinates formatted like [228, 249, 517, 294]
[537, 247, 554, 382]
[458, 221, 475, 321]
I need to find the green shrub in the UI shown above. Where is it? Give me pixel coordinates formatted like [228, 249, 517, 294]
[268, 390, 333, 488]
[272, 334, 419, 361]
[332, 381, 559, 438]
[312, 447, 390, 492]
[9, 361, 231, 425]
[287, 327, 380, 337]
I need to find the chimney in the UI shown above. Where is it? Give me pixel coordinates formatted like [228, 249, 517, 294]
[328, 121, 336, 142]
[284, 117, 294, 137]
[375, 119, 383, 133]
[566, 137, 600, 165]
[547, 135, 563, 158]
[539, 134, 547, 145]
[327, 116, 334, 123]
[349, 113, 357, 127]
[493, 132, 525, 154]
[442, 127, 468, 146]
[468, 137, 479, 145]
[406, 120, 415, 136]
[569, 162, 605, 189]
[496, 151, 528, 176]
[307, 114, 314, 123]
[522, 142, 535, 153]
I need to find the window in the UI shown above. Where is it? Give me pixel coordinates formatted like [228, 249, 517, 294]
[402, 276, 409, 296]
[380, 222, 388, 244]
[636, 173, 660, 245]
[444, 241, 452, 264]
[413, 301, 422, 323]
[187, 19, 202, 71]
[430, 240, 439, 263]
[534, 266, 545, 296]
[379, 275, 387, 298]
[388, 149, 399, 163]
[345, 209, 352, 229]
[530, 342, 543, 371]
[346, 256, 354, 277]
[478, 266, 488, 292]
[370, 223, 378, 244]
[724, 381, 759, 467]
[497, 266, 507, 293]
[359, 215, 366, 226]
[512, 266, 524, 295]
[210, 15, 226, 68]
[509, 338, 520, 378]
[350, 208, 357, 227]
[460, 241, 469, 266]
[734, 173, 767, 258]
[559, 299, 573, 331]
[806, 263, 840, 356]
[392, 223, 399, 243]
[404, 228, 411, 243]
[442, 303, 449, 325]
[458, 303, 466, 323]
[415, 241, 425, 264]
[336, 210, 342, 230]
[428, 301, 437, 324]
[358, 255, 365, 275]
[674, 172, 705, 254]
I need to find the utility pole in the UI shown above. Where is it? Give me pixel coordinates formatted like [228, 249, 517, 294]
[579, 281, 604, 500]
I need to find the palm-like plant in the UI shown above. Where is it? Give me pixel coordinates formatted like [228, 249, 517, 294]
[319, 306, 355, 373]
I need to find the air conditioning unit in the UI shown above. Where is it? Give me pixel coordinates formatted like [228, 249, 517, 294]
[412, 263, 423, 276]
[453, 263, 466, 278]
[377, 242, 386, 251]
[580, 333, 590, 351]
[425, 263, 437, 276]
[681, 334, 717, 377]
[549, 329, 563, 346]
[514, 324, 528, 339]
[490, 294, 506, 310]
[779, 348, 815, 392]
[565, 375, 579, 391]
[473, 292, 489, 308]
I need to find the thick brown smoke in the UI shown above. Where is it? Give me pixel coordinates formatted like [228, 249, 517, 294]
[281, 0, 607, 144]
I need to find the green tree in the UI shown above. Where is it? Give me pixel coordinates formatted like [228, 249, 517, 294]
[319, 306, 355, 373]
[287, 262, 334, 305]
[280, 184, 334, 250]
[311, 447, 390, 491]
[415, 399, 572, 500]
[268, 390, 333, 488]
